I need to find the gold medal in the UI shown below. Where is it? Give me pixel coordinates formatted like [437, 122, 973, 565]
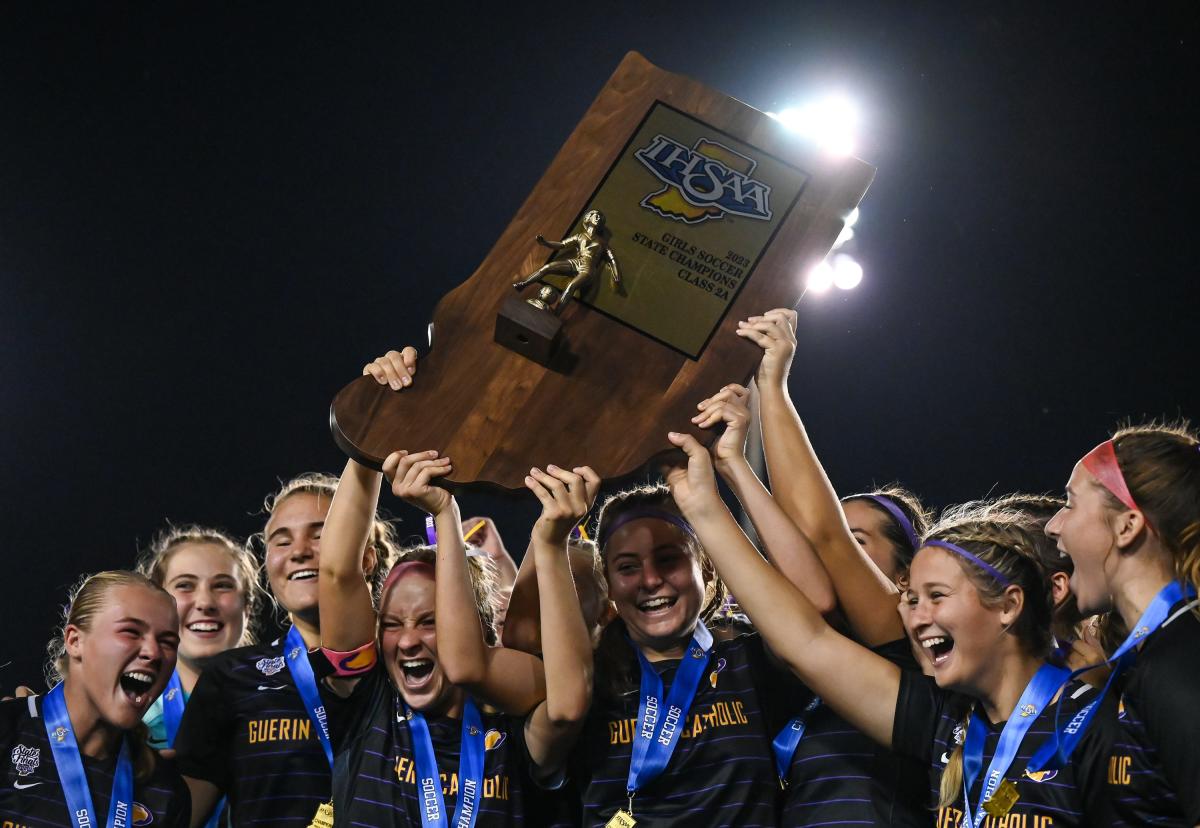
[982, 779, 1020, 817]
[307, 801, 334, 828]
[605, 809, 637, 828]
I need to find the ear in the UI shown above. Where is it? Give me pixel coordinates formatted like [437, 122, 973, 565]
[598, 599, 618, 628]
[64, 624, 84, 660]
[361, 544, 379, 579]
[998, 584, 1026, 628]
[1049, 571, 1072, 608]
[1111, 509, 1148, 551]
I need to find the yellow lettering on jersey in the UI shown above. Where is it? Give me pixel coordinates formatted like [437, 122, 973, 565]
[247, 717, 312, 743]
[447, 772, 458, 796]
[1032, 817, 1055, 827]
[607, 700, 752, 746]
[1107, 755, 1132, 785]
[394, 756, 416, 784]
[5, 820, 33, 828]
[936, 806, 963, 828]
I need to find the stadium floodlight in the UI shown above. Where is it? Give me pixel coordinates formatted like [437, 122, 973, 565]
[769, 94, 860, 156]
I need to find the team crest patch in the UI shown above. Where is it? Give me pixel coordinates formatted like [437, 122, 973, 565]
[708, 657, 727, 689]
[635, 134, 772, 224]
[1024, 768, 1058, 783]
[10, 744, 39, 776]
[132, 802, 154, 825]
[256, 656, 286, 676]
[484, 729, 506, 751]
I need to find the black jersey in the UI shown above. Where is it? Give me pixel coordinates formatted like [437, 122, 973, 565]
[892, 669, 1115, 827]
[781, 639, 927, 827]
[572, 630, 794, 828]
[174, 640, 336, 828]
[1, 695, 190, 828]
[327, 664, 529, 825]
[1105, 599, 1200, 826]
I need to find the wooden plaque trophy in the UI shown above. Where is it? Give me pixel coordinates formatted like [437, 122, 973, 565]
[330, 52, 874, 490]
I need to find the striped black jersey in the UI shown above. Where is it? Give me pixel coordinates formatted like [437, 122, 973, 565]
[1, 695, 190, 828]
[327, 665, 529, 825]
[781, 638, 927, 827]
[572, 629, 796, 828]
[1106, 598, 1200, 826]
[893, 669, 1115, 827]
[174, 641, 336, 827]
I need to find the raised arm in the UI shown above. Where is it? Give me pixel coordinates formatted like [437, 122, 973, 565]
[664, 430, 902, 748]
[318, 458, 383, 652]
[385, 451, 547, 716]
[461, 516, 518, 592]
[519, 465, 598, 773]
[692, 382, 835, 615]
[737, 309, 903, 646]
[499, 539, 541, 653]
[536, 233, 567, 250]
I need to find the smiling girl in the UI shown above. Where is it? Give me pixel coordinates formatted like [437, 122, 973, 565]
[663, 431, 1118, 826]
[1043, 424, 1200, 826]
[137, 526, 260, 752]
[1, 571, 190, 827]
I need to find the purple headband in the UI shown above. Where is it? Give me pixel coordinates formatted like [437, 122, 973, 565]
[923, 539, 1012, 586]
[861, 494, 920, 551]
[598, 508, 697, 550]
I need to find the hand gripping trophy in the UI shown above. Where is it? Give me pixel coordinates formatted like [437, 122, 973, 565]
[513, 209, 622, 312]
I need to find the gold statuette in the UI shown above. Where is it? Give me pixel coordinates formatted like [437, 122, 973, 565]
[512, 209, 622, 314]
[982, 779, 1020, 817]
[308, 801, 334, 828]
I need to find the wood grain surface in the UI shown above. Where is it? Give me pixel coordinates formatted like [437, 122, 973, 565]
[331, 52, 874, 490]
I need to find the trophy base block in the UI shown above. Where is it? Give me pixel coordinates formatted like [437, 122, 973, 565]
[494, 296, 563, 366]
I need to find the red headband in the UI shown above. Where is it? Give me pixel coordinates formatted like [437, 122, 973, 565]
[1080, 440, 1141, 512]
[382, 560, 435, 594]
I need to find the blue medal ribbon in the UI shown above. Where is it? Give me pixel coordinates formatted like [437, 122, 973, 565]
[43, 683, 135, 828]
[961, 662, 1069, 828]
[158, 671, 226, 828]
[403, 697, 486, 828]
[626, 621, 713, 798]
[772, 695, 821, 782]
[160, 670, 186, 748]
[1028, 580, 1197, 773]
[284, 626, 334, 769]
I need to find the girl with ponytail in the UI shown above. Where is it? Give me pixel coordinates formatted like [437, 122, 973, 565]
[1044, 422, 1200, 825]
[1, 571, 190, 826]
[664, 430, 1117, 825]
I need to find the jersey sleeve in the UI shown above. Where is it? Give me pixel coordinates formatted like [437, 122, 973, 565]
[891, 668, 942, 763]
[173, 663, 233, 790]
[162, 766, 194, 828]
[1138, 647, 1200, 820]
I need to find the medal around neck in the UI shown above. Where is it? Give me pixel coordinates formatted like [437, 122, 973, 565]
[308, 801, 334, 828]
[330, 51, 874, 490]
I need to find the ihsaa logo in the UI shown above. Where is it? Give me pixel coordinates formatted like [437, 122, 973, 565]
[635, 134, 772, 224]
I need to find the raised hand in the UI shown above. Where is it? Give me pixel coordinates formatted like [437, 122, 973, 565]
[382, 449, 453, 516]
[664, 431, 723, 520]
[692, 383, 752, 470]
[736, 308, 797, 389]
[362, 346, 418, 391]
[526, 465, 601, 546]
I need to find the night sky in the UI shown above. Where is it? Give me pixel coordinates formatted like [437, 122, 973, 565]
[2, 4, 1195, 690]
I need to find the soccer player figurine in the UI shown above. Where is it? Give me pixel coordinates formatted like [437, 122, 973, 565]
[513, 209, 622, 312]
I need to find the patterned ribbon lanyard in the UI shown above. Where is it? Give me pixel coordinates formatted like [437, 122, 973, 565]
[403, 697, 486, 828]
[1027, 580, 1197, 773]
[624, 621, 713, 815]
[43, 683, 134, 828]
[284, 626, 335, 769]
[160, 669, 186, 746]
[771, 694, 821, 786]
[961, 662, 1069, 826]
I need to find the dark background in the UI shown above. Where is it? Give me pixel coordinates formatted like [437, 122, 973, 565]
[2, 3, 1196, 689]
